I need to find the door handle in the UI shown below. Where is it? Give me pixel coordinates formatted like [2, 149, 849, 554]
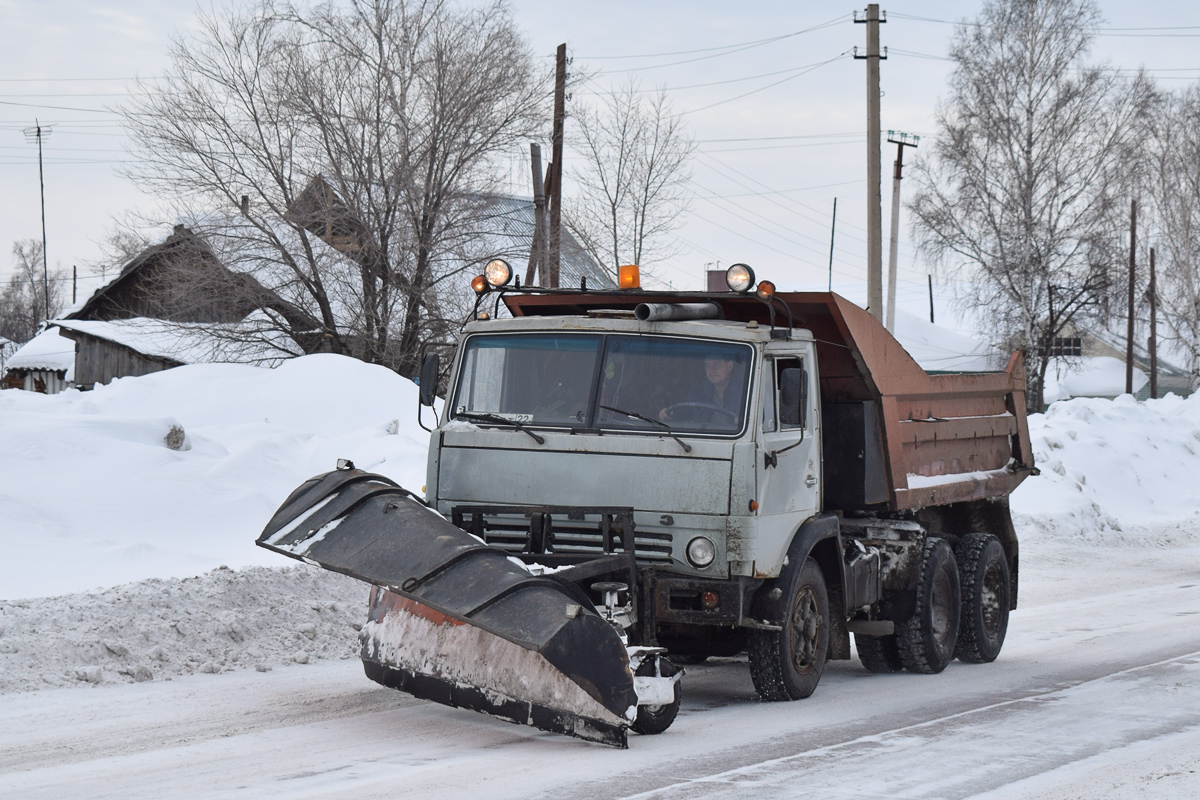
[805, 475, 818, 487]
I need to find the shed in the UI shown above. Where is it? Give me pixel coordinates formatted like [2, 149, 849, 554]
[2, 328, 76, 393]
[52, 317, 301, 389]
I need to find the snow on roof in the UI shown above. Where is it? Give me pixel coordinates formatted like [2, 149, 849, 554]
[52, 316, 302, 367]
[1044, 356, 1148, 402]
[4, 328, 76, 375]
[892, 308, 1004, 372]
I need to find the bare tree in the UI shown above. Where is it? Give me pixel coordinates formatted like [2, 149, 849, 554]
[567, 80, 695, 277]
[909, 0, 1153, 410]
[0, 240, 67, 343]
[120, 0, 544, 376]
[1147, 85, 1200, 391]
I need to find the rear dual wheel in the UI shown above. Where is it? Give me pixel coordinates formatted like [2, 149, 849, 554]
[896, 537, 961, 674]
[749, 558, 830, 701]
[955, 533, 1011, 663]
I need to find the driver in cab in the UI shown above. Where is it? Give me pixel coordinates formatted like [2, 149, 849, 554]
[660, 355, 742, 425]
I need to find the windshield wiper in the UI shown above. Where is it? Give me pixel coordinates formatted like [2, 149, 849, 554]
[454, 411, 545, 445]
[599, 405, 692, 453]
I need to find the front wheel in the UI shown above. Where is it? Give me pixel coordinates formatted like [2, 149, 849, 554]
[897, 537, 960, 674]
[749, 558, 830, 701]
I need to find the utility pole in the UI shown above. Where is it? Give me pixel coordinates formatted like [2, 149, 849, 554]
[547, 43, 567, 289]
[72, 265, 77, 305]
[827, 197, 837, 292]
[23, 119, 52, 321]
[1125, 199, 1137, 396]
[526, 143, 548, 287]
[855, 5, 886, 321]
[1149, 246, 1158, 399]
[885, 130, 918, 333]
[928, 274, 935, 324]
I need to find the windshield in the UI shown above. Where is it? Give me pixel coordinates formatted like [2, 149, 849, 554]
[453, 333, 752, 435]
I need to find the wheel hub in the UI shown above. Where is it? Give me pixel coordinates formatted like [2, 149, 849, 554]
[790, 585, 822, 673]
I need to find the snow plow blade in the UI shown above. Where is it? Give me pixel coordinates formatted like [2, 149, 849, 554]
[257, 468, 638, 747]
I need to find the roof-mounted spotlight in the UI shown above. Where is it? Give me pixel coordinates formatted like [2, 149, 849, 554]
[484, 258, 513, 288]
[755, 280, 776, 301]
[471, 275, 488, 294]
[726, 263, 755, 293]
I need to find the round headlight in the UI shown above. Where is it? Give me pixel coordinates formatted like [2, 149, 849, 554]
[686, 536, 716, 568]
[726, 263, 755, 293]
[484, 258, 513, 288]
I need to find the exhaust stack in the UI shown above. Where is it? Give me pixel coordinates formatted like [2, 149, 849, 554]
[634, 302, 721, 322]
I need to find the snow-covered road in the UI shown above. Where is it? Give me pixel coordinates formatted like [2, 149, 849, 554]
[4, 535, 1198, 800]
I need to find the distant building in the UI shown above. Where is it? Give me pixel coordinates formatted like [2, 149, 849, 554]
[2, 328, 75, 393]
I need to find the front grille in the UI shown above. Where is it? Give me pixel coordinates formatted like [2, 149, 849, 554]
[450, 505, 674, 562]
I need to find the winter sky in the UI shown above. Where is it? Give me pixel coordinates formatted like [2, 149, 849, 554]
[1, 0, 1197, 297]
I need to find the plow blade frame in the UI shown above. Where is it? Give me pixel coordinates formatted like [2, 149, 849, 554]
[256, 468, 639, 746]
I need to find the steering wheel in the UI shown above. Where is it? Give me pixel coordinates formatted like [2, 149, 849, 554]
[662, 402, 739, 421]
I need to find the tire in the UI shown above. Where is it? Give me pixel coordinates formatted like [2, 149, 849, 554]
[631, 659, 681, 735]
[896, 537, 960, 674]
[749, 558, 830, 701]
[855, 632, 904, 673]
[954, 533, 1011, 663]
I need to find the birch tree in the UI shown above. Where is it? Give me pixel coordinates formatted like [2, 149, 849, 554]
[1147, 85, 1200, 391]
[910, 0, 1153, 409]
[0, 240, 67, 344]
[567, 80, 695, 276]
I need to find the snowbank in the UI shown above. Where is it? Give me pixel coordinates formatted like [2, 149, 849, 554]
[0, 565, 365, 692]
[1012, 393, 1200, 542]
[0, 355, 430, 600]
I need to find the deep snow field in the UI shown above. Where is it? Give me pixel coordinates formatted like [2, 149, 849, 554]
[2, 356, 1199, 798]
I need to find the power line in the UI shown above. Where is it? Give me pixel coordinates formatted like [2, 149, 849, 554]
[699, 138, 865, 154]
[580, 15, 850, 69]
[0, 100, 116, 113]
[681, 51, 852, 115]
[577, 58, 858, 96]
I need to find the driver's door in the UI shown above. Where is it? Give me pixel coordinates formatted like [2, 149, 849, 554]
[756, 353, 819, 517]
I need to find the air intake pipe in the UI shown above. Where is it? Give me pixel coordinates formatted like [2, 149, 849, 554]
[634, 302, 722, 322]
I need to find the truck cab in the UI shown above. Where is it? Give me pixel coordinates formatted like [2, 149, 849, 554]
[419, 263, 1035, 700]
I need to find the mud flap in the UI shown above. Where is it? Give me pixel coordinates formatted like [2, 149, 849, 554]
[257, 469, 638, 747]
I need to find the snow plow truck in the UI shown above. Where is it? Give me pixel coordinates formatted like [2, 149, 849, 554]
[258, 262, 1037, 748]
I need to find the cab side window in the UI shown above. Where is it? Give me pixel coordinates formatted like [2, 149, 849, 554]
[776, 357, 804, 429]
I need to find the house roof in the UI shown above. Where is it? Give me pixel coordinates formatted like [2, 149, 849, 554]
[53, 317, 302, 368]
[65, 225, 318, 331]
[471, 195, 614, 289]
[4, 328, 76, 376]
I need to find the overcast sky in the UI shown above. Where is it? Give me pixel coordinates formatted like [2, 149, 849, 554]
[1, 0, 1197, 305]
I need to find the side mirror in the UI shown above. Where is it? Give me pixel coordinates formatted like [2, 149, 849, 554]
[419, 353, 440, 407]
[779, 367, 803, 428]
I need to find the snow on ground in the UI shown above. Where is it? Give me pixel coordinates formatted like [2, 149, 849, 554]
[2, 359, 1200, 757]
[2, 357, 1200, 797]
[0, 355, 430, 600]
[1011, 392, 1200, 541]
